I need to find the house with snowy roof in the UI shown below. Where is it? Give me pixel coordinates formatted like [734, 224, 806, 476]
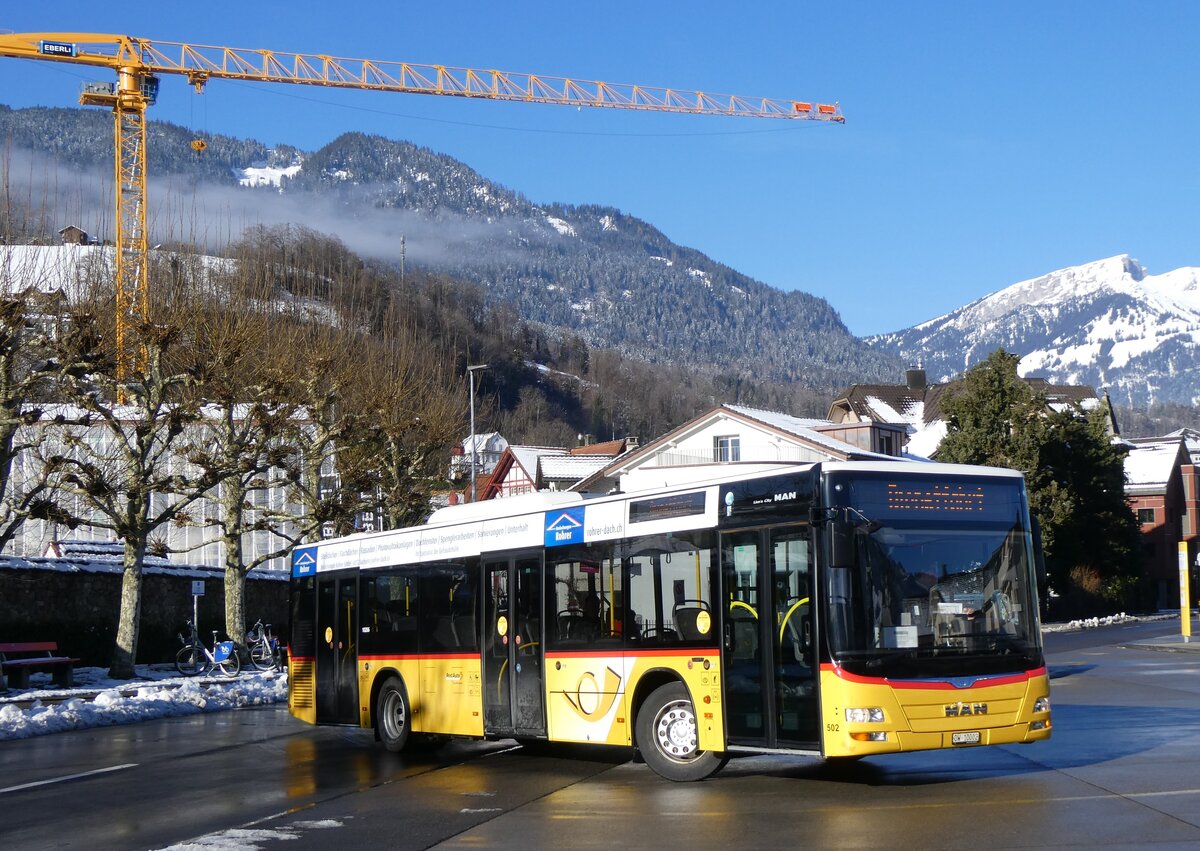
[449, 432, 508, 481]
[826, 367, 1115, 459]
[1123, 435, 1198, 608]
[478, 438, 636, 500]
[572, 404, 909, 495]
[1164, 427, 1200, 462]
[57, 225, 91, 245]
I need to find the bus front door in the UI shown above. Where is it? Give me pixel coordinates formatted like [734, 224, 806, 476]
[482, 554, 546, 737]
[722, 525, 819, 749]
[315, 573, 360, 725]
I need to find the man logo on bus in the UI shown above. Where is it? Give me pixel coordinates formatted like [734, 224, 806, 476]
[564, 666, 623, 721]
[945, 702, 988, 717]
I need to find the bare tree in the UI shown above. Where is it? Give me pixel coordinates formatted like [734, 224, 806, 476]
[171, 283, 306, 643]
[37, 305, 222, 678]
[272, 321, 375, 542]
[346, 316, 462, 529]
[0, 293, 76, 551]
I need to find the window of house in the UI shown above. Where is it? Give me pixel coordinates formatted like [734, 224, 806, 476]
[714, 435, 741, 462]
[1138, 508, 1155, 524]
[878, 432, 896, 456]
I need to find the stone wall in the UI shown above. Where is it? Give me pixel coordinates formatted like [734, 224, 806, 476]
[0, 558, 288, 667]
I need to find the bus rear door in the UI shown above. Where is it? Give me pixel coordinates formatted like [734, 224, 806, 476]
[482, 553, 546, 737]
[315, 573, 360, 725]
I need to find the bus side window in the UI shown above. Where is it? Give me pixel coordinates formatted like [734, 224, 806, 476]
[547, 544, 619, 649]
[370, 571, 418, 656]
[420, 561, 477, 653]
[450, 564, 478, 650]
[625, 531, 718, 648]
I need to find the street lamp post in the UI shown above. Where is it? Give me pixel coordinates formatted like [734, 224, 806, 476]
[467, 364, 488, 502]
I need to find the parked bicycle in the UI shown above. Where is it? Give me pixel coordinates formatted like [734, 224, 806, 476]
[244, 619, 281, 671]
[175, 620, 240, 677]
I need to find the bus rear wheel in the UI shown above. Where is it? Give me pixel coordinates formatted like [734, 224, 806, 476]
[636, 682, 727, 782]
[376, 677, 411, 752]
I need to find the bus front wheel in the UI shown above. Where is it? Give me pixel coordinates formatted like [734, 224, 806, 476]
[636, 682, 727, 782]
[376, 677, 411, 752]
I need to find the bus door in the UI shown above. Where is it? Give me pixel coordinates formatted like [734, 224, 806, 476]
[482, 553, 546, 737]
[722, 525, 818, 749]
[315, 573, 360, 725]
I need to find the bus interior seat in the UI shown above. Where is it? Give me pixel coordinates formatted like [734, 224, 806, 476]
[673, 601, 710, 642]
[433, 616, 457, 650]
[558, 610, 583, 641]
[453, 616, 477, 649]
[729, 606, 758, 662]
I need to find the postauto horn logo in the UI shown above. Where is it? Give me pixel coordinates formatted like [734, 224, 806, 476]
[544, 507, 585, 547]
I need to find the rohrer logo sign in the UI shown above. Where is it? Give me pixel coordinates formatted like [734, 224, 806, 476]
[292, 547, 318, 577]
[544, 507, 585, 547]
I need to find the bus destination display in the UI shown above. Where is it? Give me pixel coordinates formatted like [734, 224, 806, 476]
[838, 474, 1023, 524]
[884, 482, 985, 514]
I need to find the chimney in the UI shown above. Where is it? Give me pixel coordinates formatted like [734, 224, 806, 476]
[905, 366, 927, 391]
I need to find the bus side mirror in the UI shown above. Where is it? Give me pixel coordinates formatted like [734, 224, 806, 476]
[1030, 516, 1047, 586]
[831, 525, 855, 567]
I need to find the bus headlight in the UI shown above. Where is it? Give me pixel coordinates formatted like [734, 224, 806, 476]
[1033, 697, 1050, 714]
[845, 707, 885, 723]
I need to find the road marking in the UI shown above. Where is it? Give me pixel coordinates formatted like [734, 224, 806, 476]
[0, 762, 137, 795]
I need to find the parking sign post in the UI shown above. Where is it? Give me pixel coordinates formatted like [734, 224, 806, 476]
[192, 580, 204, 634]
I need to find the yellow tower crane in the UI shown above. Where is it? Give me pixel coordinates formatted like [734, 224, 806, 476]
[0, 32, 843, 385]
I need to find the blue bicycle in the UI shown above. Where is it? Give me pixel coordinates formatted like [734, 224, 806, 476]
[175, 620, 240, 677]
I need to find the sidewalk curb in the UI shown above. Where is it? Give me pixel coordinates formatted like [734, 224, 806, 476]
[1119, 641, 1200, 654]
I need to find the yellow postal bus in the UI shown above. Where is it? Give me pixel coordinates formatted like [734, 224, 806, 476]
[288, 461, 1051, 781]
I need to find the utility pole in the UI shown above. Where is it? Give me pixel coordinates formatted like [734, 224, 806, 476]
[467, 363, 488, 502]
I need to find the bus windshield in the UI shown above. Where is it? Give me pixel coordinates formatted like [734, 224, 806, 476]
[824, 471, 1044, 680]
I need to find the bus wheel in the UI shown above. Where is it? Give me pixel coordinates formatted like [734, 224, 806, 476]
[636, 682, 727, 782]
[376, 677, 411, 752]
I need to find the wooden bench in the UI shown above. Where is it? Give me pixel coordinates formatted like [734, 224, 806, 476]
[0, 642, 80, 689]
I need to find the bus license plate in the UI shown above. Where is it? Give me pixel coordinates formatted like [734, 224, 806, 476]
[952, 731, 981, 745]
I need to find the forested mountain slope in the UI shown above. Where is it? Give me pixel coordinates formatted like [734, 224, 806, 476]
[0, 105, 900, 395]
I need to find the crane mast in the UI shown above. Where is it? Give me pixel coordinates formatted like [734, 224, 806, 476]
[0, 32, 843, 386]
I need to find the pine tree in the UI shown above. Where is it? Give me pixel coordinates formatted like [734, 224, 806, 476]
[938, 349, 1141, 614]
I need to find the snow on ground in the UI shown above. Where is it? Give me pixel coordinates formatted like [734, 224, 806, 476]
[545, 216, 577, 237]
[237, 163, 302, 188]
[158, 818, 346, 851]
[1040, 612, 1176, 632]
[0, 666, 287, 741]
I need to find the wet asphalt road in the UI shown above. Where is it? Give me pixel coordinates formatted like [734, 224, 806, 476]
[2, 616, 1198, 850]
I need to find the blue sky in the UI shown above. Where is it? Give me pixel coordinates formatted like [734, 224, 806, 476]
[2, 3, 1197, 337]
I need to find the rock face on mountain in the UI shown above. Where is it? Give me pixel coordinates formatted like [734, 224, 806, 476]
[868, 255, 1200, 407]
[0, 105, 900, 393]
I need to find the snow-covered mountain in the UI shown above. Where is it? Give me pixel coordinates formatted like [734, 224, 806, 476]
[867, 255, 1200, 407]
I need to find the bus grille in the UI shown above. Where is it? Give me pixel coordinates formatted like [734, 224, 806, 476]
[290, 659, 314, 709]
